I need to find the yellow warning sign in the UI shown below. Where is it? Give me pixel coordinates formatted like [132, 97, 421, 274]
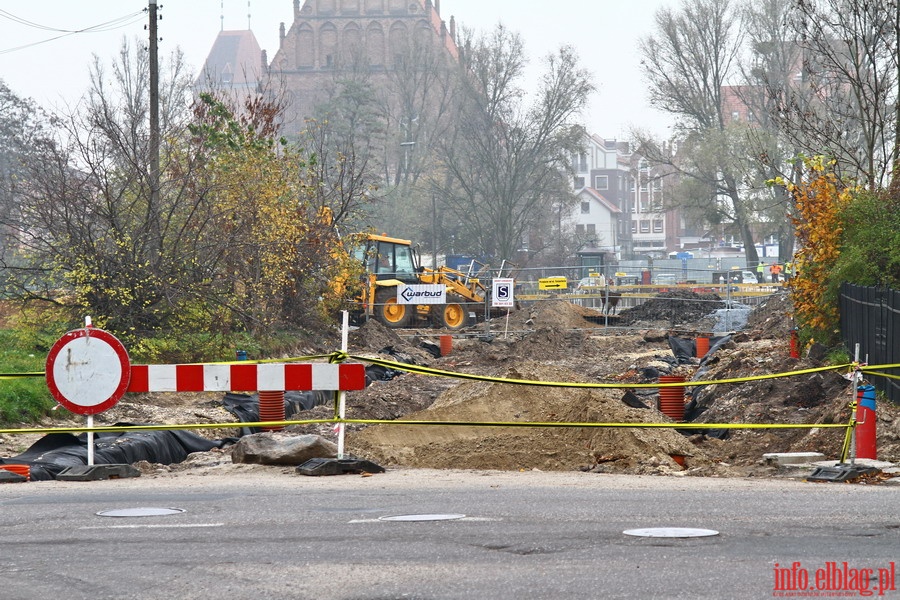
[538, 276, 568, 290]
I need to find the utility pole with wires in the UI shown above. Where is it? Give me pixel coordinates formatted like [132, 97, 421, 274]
[148, 0, 161, 261]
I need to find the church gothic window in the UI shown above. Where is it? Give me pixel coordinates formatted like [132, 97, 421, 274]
[343, 23, 362, 64]
[320, 22, 338, 68]
[296, 24, 314, 68]
[341, 0, 360, 14]
[366, 22, 385, 66]
[389, 21, 408, 65]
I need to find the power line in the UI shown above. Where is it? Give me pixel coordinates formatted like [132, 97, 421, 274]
[0, 10, 145, 55]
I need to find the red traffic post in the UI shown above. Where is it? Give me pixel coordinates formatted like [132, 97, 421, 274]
[855, 385, 877, 460]
[789, 329, 800, 359]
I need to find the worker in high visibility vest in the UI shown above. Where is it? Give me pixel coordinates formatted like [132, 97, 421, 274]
[756, 262, 766, 283]
[770, 262, 782, 283]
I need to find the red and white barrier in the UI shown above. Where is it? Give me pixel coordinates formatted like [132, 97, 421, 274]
[127, 362, 366, 393]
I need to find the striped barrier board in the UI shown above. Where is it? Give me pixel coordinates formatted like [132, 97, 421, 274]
[127, 363, 366, 393]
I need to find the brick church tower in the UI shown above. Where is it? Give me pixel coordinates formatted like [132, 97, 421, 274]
[268, 0, 459, 133]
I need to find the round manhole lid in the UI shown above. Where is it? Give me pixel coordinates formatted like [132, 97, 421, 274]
[379, 513, 466, 522]
[623, 527, 719, 538]
[97, 507, 186, 518]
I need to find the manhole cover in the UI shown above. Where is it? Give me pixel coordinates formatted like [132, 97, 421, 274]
[623, 527, 719, 538]
[97, 507, 186, 518]
[379, 513, 466, 522]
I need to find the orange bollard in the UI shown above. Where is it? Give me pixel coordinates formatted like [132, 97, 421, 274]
[658, 376, 686, 422]
[258, 390, 285, 431]
[695, 337, 710, 358]
[856, 385, 877, 460]
[440, 335, 453, 357]
[0, 464, 30, 480]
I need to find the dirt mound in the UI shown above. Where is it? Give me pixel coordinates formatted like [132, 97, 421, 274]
[503, 297, 604, 329]
[347, 319, 435, 365]
[617, 290, 725, 327]
[744, 292, 794, 338]
[686, 338, 854, 464]
[348, 318, 406, 350]
[8, 288, 897, 480]
[349, 362, 725, 475]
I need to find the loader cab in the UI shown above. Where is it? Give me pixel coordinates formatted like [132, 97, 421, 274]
[355, 234, 420, 284]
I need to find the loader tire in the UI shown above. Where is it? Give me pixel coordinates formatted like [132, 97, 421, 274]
[375, 288, 412, 328]
[431, 294, 469, 330]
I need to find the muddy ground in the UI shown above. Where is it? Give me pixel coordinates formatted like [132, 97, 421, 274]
[2, 290, 899, 478]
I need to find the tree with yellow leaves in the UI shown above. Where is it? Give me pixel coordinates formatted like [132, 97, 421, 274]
[186, 93, 356, 333]
[772, 155, 854, 346]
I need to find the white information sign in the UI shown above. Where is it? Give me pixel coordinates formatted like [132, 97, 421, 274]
[492, 278, 515, 308]
[397, 284, 446, 304]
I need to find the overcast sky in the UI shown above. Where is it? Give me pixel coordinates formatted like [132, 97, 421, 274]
[0, 0, 675, 138]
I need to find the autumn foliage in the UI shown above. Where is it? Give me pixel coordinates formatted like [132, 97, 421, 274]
[774, 156, 854, 344]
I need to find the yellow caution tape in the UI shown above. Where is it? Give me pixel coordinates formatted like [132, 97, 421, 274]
[0, 417, 852, 437]
[337, 418, 851, 430]
[860, 366, 900, 381]
[345, 353, 854, 389]
[0, 372, 45, 380]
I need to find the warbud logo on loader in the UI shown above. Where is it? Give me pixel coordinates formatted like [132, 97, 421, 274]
[398, 284, 446, 304]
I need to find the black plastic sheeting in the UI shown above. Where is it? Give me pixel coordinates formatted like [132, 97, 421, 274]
[0, 428, 231, 481]
[678, 334, 733, 437]
[2, 388, 334, 480]
[667, 335, 730, 366]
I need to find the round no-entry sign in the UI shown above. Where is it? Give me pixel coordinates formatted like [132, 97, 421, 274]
[45, 328, 131, 415]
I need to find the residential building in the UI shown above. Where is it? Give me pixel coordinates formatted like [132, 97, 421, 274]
[571, 135, 633, 258]
[570, 134, 676, 261]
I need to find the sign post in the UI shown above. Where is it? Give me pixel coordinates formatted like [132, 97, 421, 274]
[45, 322, 131, 466]
[492, 278, 515, 338]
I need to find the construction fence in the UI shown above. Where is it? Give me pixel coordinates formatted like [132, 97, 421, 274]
[840, 283, 900, 404]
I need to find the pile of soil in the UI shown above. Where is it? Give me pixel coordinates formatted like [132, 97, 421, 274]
[616, 290, 725, 327]
[349, 361, 725, 475]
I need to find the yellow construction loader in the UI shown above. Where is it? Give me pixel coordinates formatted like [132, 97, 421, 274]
[348, 233, 505, 330]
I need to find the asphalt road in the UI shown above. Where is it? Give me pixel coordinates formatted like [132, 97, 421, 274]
[1, 468, 897, 599]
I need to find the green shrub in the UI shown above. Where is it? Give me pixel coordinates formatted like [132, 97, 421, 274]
[0, 330, 56, 426]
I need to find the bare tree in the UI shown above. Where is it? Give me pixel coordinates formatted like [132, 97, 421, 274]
[779, 0, 900, 191]
[434, 25, 593, 264]
[3, 38, 196, 330]
[0, 82, 54, 286]
[370, 27, 463, 259]
[735, 0, 806, 261]
[637, 0, 762, 265]
[303, 70, 383, 233]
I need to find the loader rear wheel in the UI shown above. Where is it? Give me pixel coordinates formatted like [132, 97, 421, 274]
[375, 288, 412, 328]
[432, 294, 469, 330]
